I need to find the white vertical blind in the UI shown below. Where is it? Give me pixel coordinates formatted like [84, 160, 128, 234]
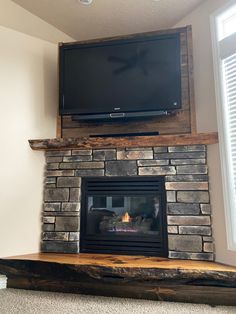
[211, 2, 236, 249]
[220, 11, 236, 245]
[222, 53, 236, 196]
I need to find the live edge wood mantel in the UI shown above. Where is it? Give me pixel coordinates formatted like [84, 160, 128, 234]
[29, 132, 218, 150]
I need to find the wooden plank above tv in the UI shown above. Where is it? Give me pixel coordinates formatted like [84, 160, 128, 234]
[29, 132, 218, 151]
[58, 26, 196, 138]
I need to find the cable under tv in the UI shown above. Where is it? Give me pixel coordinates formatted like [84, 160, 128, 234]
[89, 132, 160, 138]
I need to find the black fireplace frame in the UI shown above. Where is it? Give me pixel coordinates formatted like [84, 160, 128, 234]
[80, 176, 168, 257]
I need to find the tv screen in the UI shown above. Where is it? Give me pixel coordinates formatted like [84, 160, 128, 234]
[59, 32, 182, 120]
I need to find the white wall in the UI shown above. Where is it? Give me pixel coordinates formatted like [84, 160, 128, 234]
[0, 25, 55, 257]
[175, 0, 236, 266]
[0, 1, 73, 258]
[0, 0, 73, 44]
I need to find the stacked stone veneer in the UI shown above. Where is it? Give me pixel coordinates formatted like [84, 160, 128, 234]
[42, 145, 214, 261]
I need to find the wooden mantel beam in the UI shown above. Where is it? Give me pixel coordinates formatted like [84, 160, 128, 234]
[29, 132, 218, 151]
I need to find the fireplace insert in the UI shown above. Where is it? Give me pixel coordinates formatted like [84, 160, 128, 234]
[80, 177, 168, 256]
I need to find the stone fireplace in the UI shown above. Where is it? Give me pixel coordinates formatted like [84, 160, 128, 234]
[42, 144, 214, 261]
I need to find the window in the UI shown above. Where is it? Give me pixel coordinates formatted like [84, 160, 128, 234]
[211, 1, 236, 250]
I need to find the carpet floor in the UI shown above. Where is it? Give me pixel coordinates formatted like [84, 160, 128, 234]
[0, 289, 236, 314]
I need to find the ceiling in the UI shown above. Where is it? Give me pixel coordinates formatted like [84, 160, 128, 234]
[12, 0, 206, 41]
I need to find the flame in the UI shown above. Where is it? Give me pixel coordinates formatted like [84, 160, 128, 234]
[122, 212, 131, 223]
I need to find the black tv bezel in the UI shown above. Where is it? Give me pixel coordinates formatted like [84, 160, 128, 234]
[59, 32, 182, 120]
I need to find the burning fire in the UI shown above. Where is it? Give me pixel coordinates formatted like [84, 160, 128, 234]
[122, 212, 131, 223]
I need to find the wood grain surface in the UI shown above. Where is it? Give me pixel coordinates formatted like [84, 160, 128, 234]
[1, 253, 236, 305]
[29, 132, 218, 150]
[2, 252, 236, 271]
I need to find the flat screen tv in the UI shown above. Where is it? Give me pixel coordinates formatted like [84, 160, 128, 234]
[59, 32, 182, 120]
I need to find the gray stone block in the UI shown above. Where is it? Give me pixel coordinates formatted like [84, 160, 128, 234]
[72, 149, 92, 156]
[203, 236, 213, 242]
[168, 235, 202, 252]
[167, 203, 200, 215]
[170, 159, 205, 165]
[57, 177, 81, 188]
[106, 161, 137, 176]
[43, 224, 55, 231]
[177, 191, 209, 203]
[59, 162, 78, 169]
[75, 169, 105, 177]
[200, 204, 211, 214]
[42, 232, 69, 241]
[44, 188, 69, 202]
[46, 170, 74, 177]
[137, 160, 169, 166]
[60, 162, 104, 170]
[55, 216, 79, 232]
[165, 175, 209, 182]
[168, 251, 214, 261]
[41, 241, 79, 253]
[46, 150, 71, 157]
[75, 162, 104, 169]
[46, 157, 63, 163]
[168, 145, 206, 152]
[117, 150, 153, 160]
[62, 203, 80, 212]
[70, 188, 80, 202]
[204, 242, 214, 252]
[45, 183, 56, 188]
[165, 182, 208, 191]
[63, 155, 92, 162]
[153, 147, 168, 153]
[168, 215, 211, 226]
[166, 191, 176, 202]
[154, 152, 206, 160]
[93, 149, 116, 161]
[179, 226, 211, 235]
[43, 211, 79, 217]
[139, 166, 176, 176]
[45, 177, 56, 184]
[43, 217, 55, 224]
[44, 203, 61, 212]
[69, 232, 80, 241]
[46, 163, 60, 170]
[168, 226, 178, 234]
[176, 165, 208, 174]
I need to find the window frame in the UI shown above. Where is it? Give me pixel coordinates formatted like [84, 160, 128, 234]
[211, 0, 236, 251]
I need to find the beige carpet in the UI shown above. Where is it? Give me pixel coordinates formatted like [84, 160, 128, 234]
[0, 289, 235, 314]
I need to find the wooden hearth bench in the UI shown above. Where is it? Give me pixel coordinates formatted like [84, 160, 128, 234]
[1, 253, 236, 306]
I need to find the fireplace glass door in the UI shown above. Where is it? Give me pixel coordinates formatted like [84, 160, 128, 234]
[87, 195, 160, 236]
[80, 177, 168, 256]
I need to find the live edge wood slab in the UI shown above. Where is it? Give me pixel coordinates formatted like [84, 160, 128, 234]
[1, 253, 236, 306]
[29, 132, 218, 150]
